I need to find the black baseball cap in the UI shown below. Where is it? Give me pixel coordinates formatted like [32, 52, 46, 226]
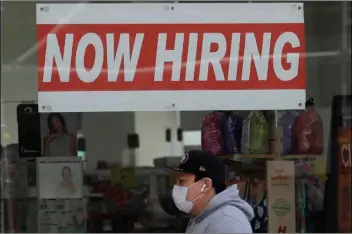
[166, 150, 227, 191]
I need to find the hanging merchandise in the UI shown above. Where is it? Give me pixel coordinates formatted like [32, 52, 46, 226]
[201, 111, 226, 156]
[221, 112, 243, 155]
[296, 180, 306, 233]
[278, 111, 301, 155]
[291, 98, 324, 155]
[295, 160, 326, 233]
[295, 161, 325, 212]
[250, 180, 268, 233]
[201, 111, 243, 156]
[241, 111, 270, 154]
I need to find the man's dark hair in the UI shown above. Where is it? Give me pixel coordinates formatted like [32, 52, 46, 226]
[194, 174, 226, 194]
[166, 150, 228, 194]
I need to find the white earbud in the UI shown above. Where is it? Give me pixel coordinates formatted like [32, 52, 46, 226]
[201, 184, 206, 192]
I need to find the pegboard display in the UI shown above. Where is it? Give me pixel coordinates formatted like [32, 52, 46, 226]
[37, 198, 87, 233]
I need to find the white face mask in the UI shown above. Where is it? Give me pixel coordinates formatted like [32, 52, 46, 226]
[172, 181, 205, 213]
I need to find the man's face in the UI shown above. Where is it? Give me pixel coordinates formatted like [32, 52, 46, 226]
[175, 172, 207, 202]
[175, 172, 195, 187]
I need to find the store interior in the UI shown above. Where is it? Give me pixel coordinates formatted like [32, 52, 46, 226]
[1, 1, 351, 233]
[1, 97, 351, 233]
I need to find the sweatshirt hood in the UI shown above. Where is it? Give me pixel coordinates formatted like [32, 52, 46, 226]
[195, 184, 254, 223]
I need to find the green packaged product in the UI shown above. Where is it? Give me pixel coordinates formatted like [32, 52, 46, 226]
[241, 111, 270, 154]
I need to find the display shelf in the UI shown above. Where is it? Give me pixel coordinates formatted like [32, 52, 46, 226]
[84, 169, 110, 176]
[241, 154, 276, 159]
[219, 154, 276, 161]
[0, 186, 103, 199]
[282, 154, 323, 160]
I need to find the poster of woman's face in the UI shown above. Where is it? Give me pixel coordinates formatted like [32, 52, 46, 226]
[37, 159, 83, 199]
[40, 113, 80, 157]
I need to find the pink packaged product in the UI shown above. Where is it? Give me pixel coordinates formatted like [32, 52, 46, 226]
[291, 98, 324, 155]
[201, 112, 225, 156]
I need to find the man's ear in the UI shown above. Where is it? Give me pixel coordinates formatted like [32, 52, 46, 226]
[202, 178, 213, 192]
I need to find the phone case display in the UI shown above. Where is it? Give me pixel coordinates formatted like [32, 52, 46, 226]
[291, 98, 324, 155]
[241, 111, 270, 154]
[277, 111, 301, 155]
[40, 112, 80, 157]
[267, 161, 296, 233]
[38, 199, 87, 233]
[37, 157, 83, 199]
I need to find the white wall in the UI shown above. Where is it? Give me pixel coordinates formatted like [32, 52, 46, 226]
[82, 112, 134, 169]
[134, 111, 183, 166]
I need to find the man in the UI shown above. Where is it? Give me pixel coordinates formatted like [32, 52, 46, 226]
[167, 150, 254, 233]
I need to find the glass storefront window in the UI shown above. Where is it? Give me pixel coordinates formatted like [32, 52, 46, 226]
[1, 1, 351, 233]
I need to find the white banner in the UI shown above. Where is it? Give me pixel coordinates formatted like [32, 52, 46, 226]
[37, 3, 306, 112]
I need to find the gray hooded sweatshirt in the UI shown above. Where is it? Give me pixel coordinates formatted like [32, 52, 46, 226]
[186, 184, 254, 233]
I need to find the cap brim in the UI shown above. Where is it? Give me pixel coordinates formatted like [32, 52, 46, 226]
[164, 166, 196, 175]
[164, 166, 184, 172]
